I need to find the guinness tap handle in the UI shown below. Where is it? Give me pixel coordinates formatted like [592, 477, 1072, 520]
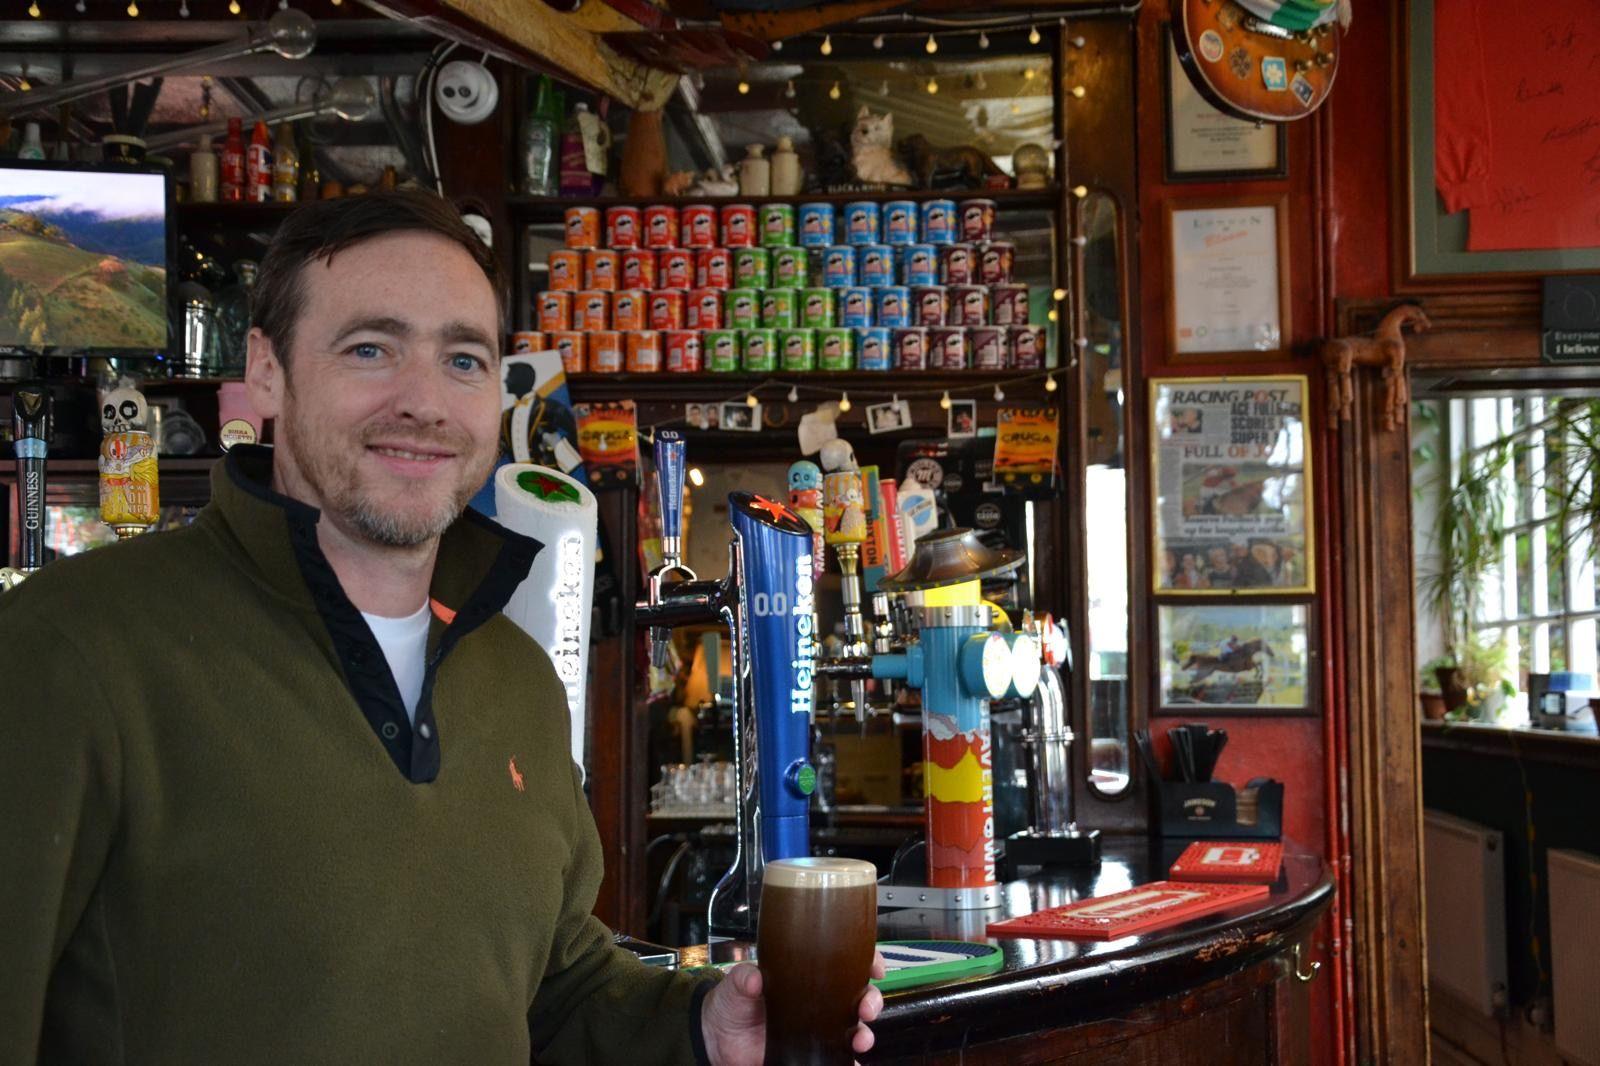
[655, 430, 685, 566]
[13, 383, 52, 574]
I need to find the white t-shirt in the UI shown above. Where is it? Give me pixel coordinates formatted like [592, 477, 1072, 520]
[361, 603, 432, 724]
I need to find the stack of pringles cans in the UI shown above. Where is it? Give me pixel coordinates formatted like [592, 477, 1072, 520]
[525, 197, 1048, 374]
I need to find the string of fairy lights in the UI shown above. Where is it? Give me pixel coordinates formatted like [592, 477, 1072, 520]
[23, 0, 337, 16]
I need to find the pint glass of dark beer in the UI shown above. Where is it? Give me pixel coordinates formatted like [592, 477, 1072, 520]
[758, 857, 878, 1066]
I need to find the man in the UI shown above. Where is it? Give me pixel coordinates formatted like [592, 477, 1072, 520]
[0, 191, 882, 1064]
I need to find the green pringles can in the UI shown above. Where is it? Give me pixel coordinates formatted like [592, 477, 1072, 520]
[732, 247, 770, 289]
[704, 329, 741, 372]
[725, 288, 761, 330]
[818, 328, 854, 370]
[800, 288, 836, 329]
[759, 203, 796, 248]
[779, 329, 817, 371]
[742, 328, 778, 371]
[770, 246, 808, 289]
[762, 289, 797, 328]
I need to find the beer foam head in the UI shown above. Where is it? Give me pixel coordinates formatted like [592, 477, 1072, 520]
[763, 857, 877, 890]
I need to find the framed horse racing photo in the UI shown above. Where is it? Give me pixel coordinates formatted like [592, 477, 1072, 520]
[1150, 376, 1313, 594]
[1158, 604, 1312, 713]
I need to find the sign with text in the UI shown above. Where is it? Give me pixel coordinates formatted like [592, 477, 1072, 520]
[1542, 276, 1600, 364]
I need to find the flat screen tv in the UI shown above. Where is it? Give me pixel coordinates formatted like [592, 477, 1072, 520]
[0, 160, 174, 358]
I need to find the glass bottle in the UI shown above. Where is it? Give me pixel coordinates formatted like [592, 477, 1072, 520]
[221, 117, 245, 202]
[271, 124, 298, 202]
[246, 120, 272, 203]
[215, 259, 258, 375]
[739, 144, 770, 197]
[17, 123, 44, 161]
[189, 136, 219, 202]
[520, 74, 559, 197]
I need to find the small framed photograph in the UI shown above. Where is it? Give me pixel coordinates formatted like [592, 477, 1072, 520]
[719, 401, 762, 432]
[1162, 25, 1285, 182]
[1158, 604, 1312, 714]
[684, 402, 717, 430]
[946, 399, 977, 439]
[1166, 196, 1290, 360]
[866, 399, 912, 435]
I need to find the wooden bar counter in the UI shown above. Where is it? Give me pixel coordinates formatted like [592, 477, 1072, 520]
[684, 836, 1332, 1064]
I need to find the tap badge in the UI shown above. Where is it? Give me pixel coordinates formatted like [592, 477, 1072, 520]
[515, 469, 582, 504]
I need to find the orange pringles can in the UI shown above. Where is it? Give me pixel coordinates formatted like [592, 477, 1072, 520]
[537, 290, 572, 332]
[564, 206, 601, 249]
[643, 204, 678, 249]
[584, 249, 619, 291]
[625, 330, 662, 372]
[612, 289, 648, 332]
[606, 205, 642, 249]
[551, 331, 587, 374]
[658, 249, 694, 290]
[621, 249, 656, 290]
[573, 290, 611, 331]
[547, 249, 582, 292]
[586, 331, 621, 373]
[649, 289, 686, 330]
[511, 330, 547, 354]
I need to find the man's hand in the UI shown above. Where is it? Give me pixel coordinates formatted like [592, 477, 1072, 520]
[700, 950, 887, 1065]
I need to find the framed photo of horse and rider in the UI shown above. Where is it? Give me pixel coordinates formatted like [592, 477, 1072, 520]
[1151, 375, 1314, 713]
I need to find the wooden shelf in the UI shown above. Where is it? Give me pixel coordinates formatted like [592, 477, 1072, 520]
[175, 201, 300, 228]
[563, 368, 1057, 403]
[508, 186, 1060, 223]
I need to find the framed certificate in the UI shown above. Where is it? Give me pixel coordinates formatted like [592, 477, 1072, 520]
[1150, 375, 1313, 595]
[1166, 196, 1290, 359]
[1163, 26, 1285, 182]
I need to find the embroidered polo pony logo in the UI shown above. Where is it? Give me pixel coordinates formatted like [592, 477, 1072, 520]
[508, 756, 526, 792]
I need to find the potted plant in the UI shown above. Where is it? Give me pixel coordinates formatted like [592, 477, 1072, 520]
[1418, 656, 1452, 720]
[1453, 632, 1517, 720]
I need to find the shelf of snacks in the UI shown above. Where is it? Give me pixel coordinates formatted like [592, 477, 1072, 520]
[518, 193, 1056, 376]
[506, 186, 1060, 221]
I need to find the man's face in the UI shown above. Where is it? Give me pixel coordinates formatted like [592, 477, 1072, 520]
[246, 231, 502, 549]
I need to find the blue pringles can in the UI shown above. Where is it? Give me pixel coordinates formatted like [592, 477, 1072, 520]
[843, 201, 881, 245]
[728, 490, 817, 866]
[857, 245, 897, 288]
[875, 286, 911, 328]
[798, 202, 835, 248]
[921, 199, 959, 244]
[883, 200, 919, 245]
[823, 246, 857, 288]
[840, 287, 875, 328]
[856, 327, 892, 370]
[902, 244, 939, 287]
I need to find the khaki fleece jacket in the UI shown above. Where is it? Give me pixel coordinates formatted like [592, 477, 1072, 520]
[0, 444, 715, 1065]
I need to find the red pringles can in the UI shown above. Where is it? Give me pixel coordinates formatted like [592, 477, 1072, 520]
[537, 290, 572, 332]
[930, 326, 969, 369]
[584, 249, 619, 291]
[893, 327, 929, 370]
[978, 241, 1015, 285]
[547, 249, 582, 292]
[970, 326, 1009, 369]
[621, 249, 657, 290]
[648, 290, 686, 331]
[586, 331, 621, 373]
[686, 288, 724, 330]
[992, 284, 1029, 326]
[941, 244, 977, 285]
[573, 290, 611, 331]
[659, 249, 694, 290]
[960, 199, 996, 242]
[720, 204, 757, 248]
[664, 330, 703, 372]
[949, 285, 990, 327]
[911, 286, 948, 327]
[564, 206, 600, 249]
[1009, 325, 1046, 369]
[626, 330, 662, 372]
[696, 248, 733, 289]
[605, 205, 642, 249]
[612, 289, 647, 332]
[643, 204, 678, 249]
[552, 331, 587, 374]
[680, 204, 718, 249]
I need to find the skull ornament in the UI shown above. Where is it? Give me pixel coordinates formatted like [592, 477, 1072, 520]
[101, 384, 149, 434]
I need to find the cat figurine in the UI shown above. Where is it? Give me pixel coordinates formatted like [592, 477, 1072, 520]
[849, 107, 912, 187]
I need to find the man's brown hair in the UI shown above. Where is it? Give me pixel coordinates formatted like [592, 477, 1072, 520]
[251, 190, 506, 367]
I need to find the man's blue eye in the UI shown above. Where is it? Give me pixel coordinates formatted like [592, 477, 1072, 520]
[351, 343, 383, 359]
[452, 353, 486, 372]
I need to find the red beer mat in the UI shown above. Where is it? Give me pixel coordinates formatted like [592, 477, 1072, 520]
[986, 881, 1270, 941]
[1167, 842, 1284, 885]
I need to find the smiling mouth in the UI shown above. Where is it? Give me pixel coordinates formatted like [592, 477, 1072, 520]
[367, 444, 457, 467]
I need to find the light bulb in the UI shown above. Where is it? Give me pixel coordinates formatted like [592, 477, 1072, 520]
[1071, 85, 1086, 98]
[926, 76, 938, 94]
[1052, 288, 1067, 301]
[180, 0, 190, 13]
[829, 81, 841, 100]
[228, 0, 240, 12]
[126, 0, 137, 15]
[746, 393, 759, 408]
[787, 385, 799, 402]
[820, 34, 832, 56]
[27, 0, 39, 16]
[1048, 308, 1059, 322]
[925, 33, 938, 54]
[75, 0, 83, 10]
[872, 33, 884, 50]
[688, 467, 705, 488]
[1010, 102, 1021, 115]
[837, 392, 851, 413]
[1072, 184, 1088, 198]
[1024, 67, 1036, 81]
[978, 31, 990, 49]
[1028, 23, 1041, 45]
[1045, 374, 1059, 393]
[771, 39, 783, 52]
[738, 79, 750, 95]
[18, 70, 30, 90]
[994, 385, 1006, 402]
[785, 80, 795, 99]
[939, 391, 951, 411]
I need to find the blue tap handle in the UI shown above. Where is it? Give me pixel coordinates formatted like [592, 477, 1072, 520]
[655, 430, 685, 551]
